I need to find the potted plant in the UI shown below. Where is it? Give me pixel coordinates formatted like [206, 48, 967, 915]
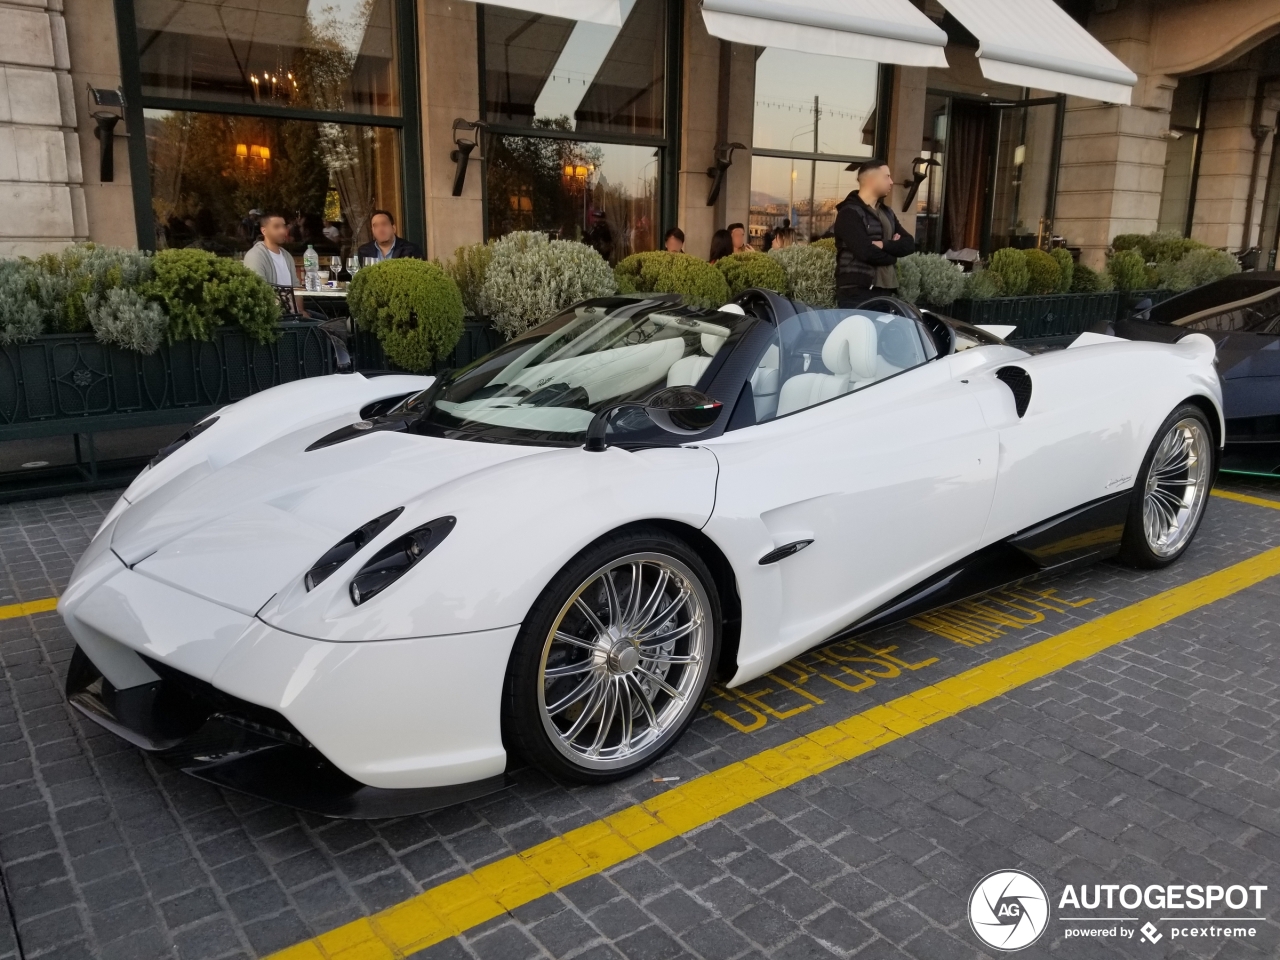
[346, 258, 466, 372]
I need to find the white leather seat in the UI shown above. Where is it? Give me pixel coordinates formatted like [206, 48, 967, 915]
[775, 315, 878, 417]
[751, 344, 780, 421]
[666, 333, 727, 388]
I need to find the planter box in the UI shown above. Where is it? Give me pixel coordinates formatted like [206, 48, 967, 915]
[946, 291, 1121, 340]
[0, 321, 334, 439]
[351, 319, 503, 374]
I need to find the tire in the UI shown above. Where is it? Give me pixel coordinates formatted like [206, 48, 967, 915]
[503, 526, 721, 784]
[1118, 403, 1215, 569]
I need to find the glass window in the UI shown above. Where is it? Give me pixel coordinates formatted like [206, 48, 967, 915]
[752, 50, 878, 157]
[482, 0, 665, 138]
[745, 309, 937, 424]
[748, 157, 858, 245]
[486, 137, 659, 263]
[144, 109, 402, 256]
[988, 100, 1060, 251]
[135, 0, 401, 117]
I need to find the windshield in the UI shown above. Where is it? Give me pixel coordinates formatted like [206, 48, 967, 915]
[407, 298, 756, 445]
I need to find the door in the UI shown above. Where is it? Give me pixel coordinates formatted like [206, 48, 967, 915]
[986, 97, 1063, 252]
[703, 310, 999, 680]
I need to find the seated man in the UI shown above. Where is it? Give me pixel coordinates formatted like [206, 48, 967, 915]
[356, 210, 423, 262]
[243, 212, 296, 288]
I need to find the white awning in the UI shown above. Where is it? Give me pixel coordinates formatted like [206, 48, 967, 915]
[700, 0, 948, 67]
[937, 0, 1137, 103]
[485, 0, 622, 27]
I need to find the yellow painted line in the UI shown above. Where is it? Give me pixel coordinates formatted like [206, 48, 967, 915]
[268, 544, 1280, 960]
[0, 597, 58, 621]
[1213, 488, 1280, 511]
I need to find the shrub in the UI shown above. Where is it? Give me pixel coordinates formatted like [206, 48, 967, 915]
[1114, 230, 1207, 264]
[811, 237, 836, 253]
[1070, 262, 1113, 293]
[1106, 249, 1149, 292]
[31, 243, 154, 334]
[895, 255, 922, 304]
[141, 249, 280, 343]
[614, 251, 730, 309]
[768, 244, 835, 307]
[1110, 233, 1146, 255]
[480, 232, 616, 339]
[913, 253, 966, 307]
[963, 266, 1004, 300]
[443, 241, 492, 317]
[1050, 248, 1074, 293]
[988, 248, 1029, 297]
[1024, 248, 1062, 296]
[85, 288, 168, 354]
[347, 258, 465, 372]
[1156, 247, 1241, 292]
[0, 259, 43, 345]
[717, 251, 787, 297]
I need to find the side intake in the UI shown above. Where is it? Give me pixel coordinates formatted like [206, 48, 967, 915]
[996, 366, 1033, 417]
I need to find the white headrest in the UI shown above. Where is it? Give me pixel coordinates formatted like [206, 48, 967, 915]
[718, 303, 746, 315]
[701, 333, 726, 356]
[821, 315, 878, 379]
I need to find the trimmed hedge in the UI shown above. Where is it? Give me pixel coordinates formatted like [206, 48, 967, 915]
[347, 258, 465, 372]
[717, 251, 787, 297]
[615, 252, 730, 308]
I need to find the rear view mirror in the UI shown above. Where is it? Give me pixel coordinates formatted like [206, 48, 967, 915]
[584, 387, 723, 452]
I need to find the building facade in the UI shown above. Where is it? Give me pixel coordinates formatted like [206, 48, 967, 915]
[3, 0, 1280, 271]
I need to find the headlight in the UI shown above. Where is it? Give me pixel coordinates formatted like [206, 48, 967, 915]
[305, 507, 404, 591]
[349, 516, 456, 605]
[151, 416, 219, 467]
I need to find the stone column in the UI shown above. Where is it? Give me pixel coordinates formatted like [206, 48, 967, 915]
[1052, 0, 1171, 269]
[1191, 64, 1280, 250]
[676, 4, 720, 258]
[0, 0, 86, 257]
[885, 66, 927, 238]
[64, 0, 132, 248]
[420, 0, 485, 261]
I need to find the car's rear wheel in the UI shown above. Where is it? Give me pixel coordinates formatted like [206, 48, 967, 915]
[504, 527, 720, 783]
[1119, 404, 1214, 568]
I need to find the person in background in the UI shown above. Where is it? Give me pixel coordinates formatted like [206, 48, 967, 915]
[243, 212, 297, 288]
[772, 227, 794, 250]
[832, 158, 914, 308]
[708, 229, 734, 264]
[728, 222, 753, 253]
[356, 210, 423, 262]
[761, 217, 790, 253]
[663, 227, 685, 253]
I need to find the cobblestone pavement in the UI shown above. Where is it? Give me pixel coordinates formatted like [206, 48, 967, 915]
[1, 479, 1279, 960]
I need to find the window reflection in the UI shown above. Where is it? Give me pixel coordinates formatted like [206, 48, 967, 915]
[144, 109, 402, 256]
[487, 136, 658, 263]
[136, 0, 400, 116]
[749, 157, 857, 246]
[482, 0, 665, 137]
[752, 50, 878, 156]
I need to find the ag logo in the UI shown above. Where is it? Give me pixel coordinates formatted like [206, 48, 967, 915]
[968, 870, 1049, 951]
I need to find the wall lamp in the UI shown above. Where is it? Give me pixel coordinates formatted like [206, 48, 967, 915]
[706, 141, 745, 206]
[87, 86, 125, 182]
[899, 155, 939, 213]
[450, 118, 487, 197]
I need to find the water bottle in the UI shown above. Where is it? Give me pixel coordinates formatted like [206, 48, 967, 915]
[303, 244, 320, 292]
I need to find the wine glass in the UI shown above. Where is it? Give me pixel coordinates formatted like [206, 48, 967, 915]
[330, 255, 342, 277]
[347, 256, 360, 278]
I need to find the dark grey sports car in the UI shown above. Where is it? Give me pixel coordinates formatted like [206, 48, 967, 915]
[1114, 272, 1280, 476]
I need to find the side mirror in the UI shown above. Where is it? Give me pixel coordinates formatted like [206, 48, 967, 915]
[584, 387, 723, 452]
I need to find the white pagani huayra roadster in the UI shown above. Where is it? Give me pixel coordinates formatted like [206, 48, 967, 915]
[60, 291, 1222, 817]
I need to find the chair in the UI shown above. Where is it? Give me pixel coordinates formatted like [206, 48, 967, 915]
[775, 315, 878, 417]
[665, 333, 727, 388]
[272, 284, 302, 320]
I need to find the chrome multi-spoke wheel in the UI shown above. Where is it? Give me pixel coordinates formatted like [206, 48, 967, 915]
[536, 552, 712, 772]
[1142, 416, 1210, 558]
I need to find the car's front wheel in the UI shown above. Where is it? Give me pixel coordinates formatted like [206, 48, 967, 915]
[1119, 403, 1215, 568]
[504, 527, 720, 783]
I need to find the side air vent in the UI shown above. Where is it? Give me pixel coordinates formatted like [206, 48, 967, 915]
[996, 366, 1032, 418]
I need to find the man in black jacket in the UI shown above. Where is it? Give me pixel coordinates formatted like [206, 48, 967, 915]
[832, 159, 914, 308]
[356, 210, 424, 262]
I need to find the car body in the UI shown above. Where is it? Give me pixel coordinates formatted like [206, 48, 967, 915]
[60, 292, 1223, 817]
[1113, 271, 1280, 474]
